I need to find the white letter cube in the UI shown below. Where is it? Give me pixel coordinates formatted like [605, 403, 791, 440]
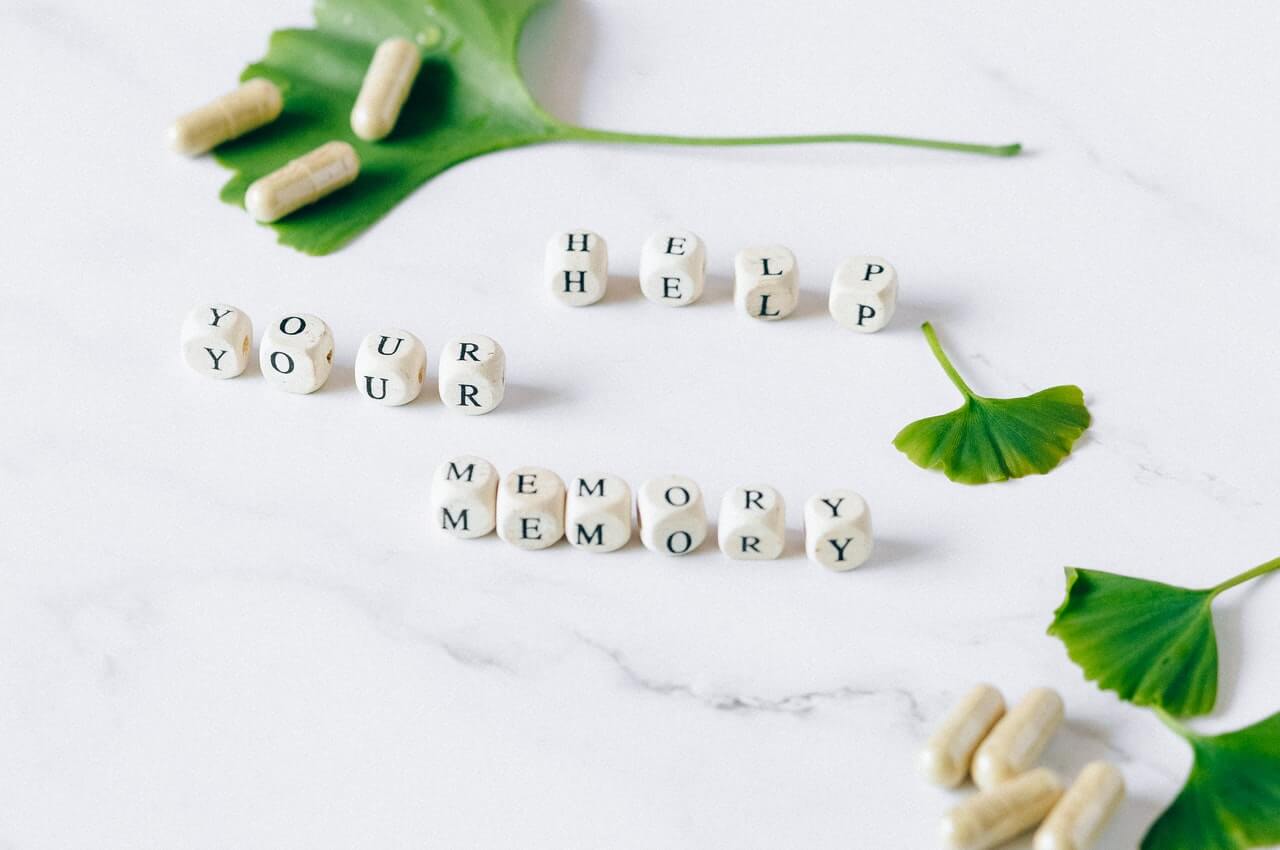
[639, 229, 706, 306]
[734, 245, 798, 320]
[431, 455, 499, 538]
[566, 473, 633, 552]
[637, 475, 707, 556]
[438, 334, 505, 415]
[497, 467, 565, 550]
[545, 230, 608, 306]
[259, 314, 334, 394]
[181, 303, 253, 378]
[804, 489, 873, 570]
[718, 485, 786, 560]
[355, 329, 426, 406]
[829, 257, 898, 333]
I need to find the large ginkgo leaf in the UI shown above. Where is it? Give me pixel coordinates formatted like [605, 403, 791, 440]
[203, 0, 1020, 254]
[1049, 568, 1218, 717]
[1143, 710, 1280, 850]
[893, 323, 1090, 484]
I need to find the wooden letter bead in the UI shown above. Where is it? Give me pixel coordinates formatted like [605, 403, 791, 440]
[717, 485, 786, 560]
[639, 229, 706, 306]
[545, 230, 608, 306]
[637, 475, 708, 556]
[431, 455, 498, 539]
[829, 256, 898, 333]
[438, 334, 505, 415]
[734, 245, 798, 320]
[180, 303, 253, 379]
[355, 329, 426, 406]
[497, 467, 565, 550]
[259, 314, 334, 394]
[803, 489, 873, 570]
[566, 474, 633, 552]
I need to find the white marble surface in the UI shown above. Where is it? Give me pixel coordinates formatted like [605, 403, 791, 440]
[3, 1, 1279, 847]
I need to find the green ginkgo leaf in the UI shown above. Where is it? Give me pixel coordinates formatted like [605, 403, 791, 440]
[211, 0, 1021, 254]
[1142, 710, 1280, 850]
[892, 322, 1090, 484]
[1048, 557, 1280, 717]
[1049, 568, 1217, 716]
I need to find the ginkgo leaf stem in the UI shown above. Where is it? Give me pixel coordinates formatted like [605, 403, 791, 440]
[560, 126, 1023, 158]
[921, 322, 976, 397]
[1209, 555, 1280, 598]
[1155, 708, 1192, 738]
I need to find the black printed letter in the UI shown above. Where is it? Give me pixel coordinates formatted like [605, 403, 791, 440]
[269, 351, 295, 374]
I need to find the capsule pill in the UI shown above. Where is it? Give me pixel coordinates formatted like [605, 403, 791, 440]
[919, 684, 1007, 787]
[1033, 762, 1125, 850]
[167, 78, 283, 156]
[972, 686, 1064, 790]
[244, 141, 360, 223]
[940, 767, 1064, 850]
[351, 37, 422, 141]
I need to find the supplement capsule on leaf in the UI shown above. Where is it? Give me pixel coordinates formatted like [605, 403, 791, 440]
[941, 767, 1063, 850]
[168, 78, 283, 156]
[351, 37, 422, 141]
[973, 687, 1065, 790]
[245, 141, 360, 223]
[918, 684, 1006, 788]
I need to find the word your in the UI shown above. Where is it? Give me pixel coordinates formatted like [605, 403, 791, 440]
[430, 456, 874, 570]
[179, 304, 506, 414]
[545, 229, 899, 332]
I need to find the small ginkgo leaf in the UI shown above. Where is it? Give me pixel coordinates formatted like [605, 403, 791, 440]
[892, 323, 1090, 484]
[1048, 557, 1280, 717]
[210, 0, 1021, 254]
[1142, 710, 1280, 850]
[1049, 568, 1218, 717]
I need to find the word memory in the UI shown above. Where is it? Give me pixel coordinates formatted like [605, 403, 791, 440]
[430, 456, 874, 570]
[180, 304, 506, 413]
[545, 229, 899, 332]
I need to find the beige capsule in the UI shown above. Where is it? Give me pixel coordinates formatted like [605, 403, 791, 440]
[919, 684, 1007, 787]
[941, 767, 1064, 850]
[167, 78, 283, 156]
[351, 37, 422, 141]
[244, 141, 360, 223]
[1033, 762, 1125, 850]
[972, 686, 1064, 790]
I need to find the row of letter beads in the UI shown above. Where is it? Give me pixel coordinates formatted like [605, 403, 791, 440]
[545, 229, 898, 332]
[431, 457, 874, 569]
[180, 304, 505, 413]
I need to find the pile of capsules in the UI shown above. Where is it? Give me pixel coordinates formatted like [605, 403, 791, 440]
[168, 37, 423, 221]
[431, 456, 873, 570]
[920, 684, 1125, 850]
[180, 303, 506, 412]
[543, 229, 899, 331]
